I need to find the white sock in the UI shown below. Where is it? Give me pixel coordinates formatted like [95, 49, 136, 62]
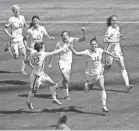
[50, 86, 56, 100]
[64, 88, 69, 97]
[21, 60, 25, 71]
[121, 70, 130, 86]
[100, 90, 107, 107]
[27, 91, 34, 103]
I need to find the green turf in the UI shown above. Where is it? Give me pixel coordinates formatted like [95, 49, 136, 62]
[0, 0, 139, 130]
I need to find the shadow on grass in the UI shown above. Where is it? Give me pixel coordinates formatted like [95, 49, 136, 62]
[0, 80, 29, 85]
[42, 106, 106, 116]
[0, 106, 106, 116]
[0, 70, 19, 74]
[0, 108, 41, 114]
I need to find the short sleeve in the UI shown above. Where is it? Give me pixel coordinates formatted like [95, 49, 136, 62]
[104, 27, 111, 38]
[98, 48, 104, 54]
[71, 37, 79, 44]
[5, 17, 13, 27]
[42, 26, 48, 36]
[55, 42, 61, 49]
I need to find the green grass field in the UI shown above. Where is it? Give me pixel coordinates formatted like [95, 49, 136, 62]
[0, 0, 139, 130]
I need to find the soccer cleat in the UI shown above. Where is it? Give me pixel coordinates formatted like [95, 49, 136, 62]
[64, 96, 71, 100]
[126, 85, 134, 92]
[4, 44, 10, 52]
[26, 100, 34, 110]
[20, 70, 28, 75]
[52, 99, 62, 105]
[84, 85, 89, 93]
[103, 106, 109, 112]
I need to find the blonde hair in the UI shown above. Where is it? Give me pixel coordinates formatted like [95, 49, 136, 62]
[12, 4, 20, 12]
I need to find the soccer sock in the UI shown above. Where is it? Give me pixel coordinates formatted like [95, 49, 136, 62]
[27, 91, 34, 103]
[121, 70, 130, 86]
[21, 60, 25, 71]
[50, 86, 57, 100]
[101, 90, 107, 107]
[64, 88, 69, 97]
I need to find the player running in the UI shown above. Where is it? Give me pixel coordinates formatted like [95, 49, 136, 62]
[3, 5, 28, 74]
[69, 36, 120, 112]
[104, 15, 133, 92]
[26, 42, 66, 110]
[48, 27, 86, 100]
[23, 15, 55, 49]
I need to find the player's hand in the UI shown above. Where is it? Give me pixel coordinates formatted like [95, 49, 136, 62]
[50, 36, 55, 40]
[81, 27, 86, 31]
[11, 35, 15, 39]
[48, 64, 52, 69]
[120, 35, 126, 40]
[115, 56, 120, 60]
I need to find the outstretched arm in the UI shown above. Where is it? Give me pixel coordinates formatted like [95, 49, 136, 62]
[47, 48, 63, 56]
[103, 50, 120, 60]
[69, 45, 85, 56]
[104, 37, 120, 43]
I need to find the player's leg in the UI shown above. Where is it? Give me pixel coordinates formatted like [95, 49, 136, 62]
[10, 44, 19, 59]
[104, 55, 113, 72]
[58, 63, 71, 100]
[26, 73, 40, 110]
[116, 56, 133, 92]
[41, 73, 62, 105]
[18, 41, 27, 74]
[97, 76, 109, 112]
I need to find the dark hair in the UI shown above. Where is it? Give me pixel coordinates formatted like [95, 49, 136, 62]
[58, 113, 67, 124]
[90, 36, 98, 44]
[34, 41, 43, 52]
[61, 31, 70, 37]
[106, 15, 118, 27]
[29, 15, 40, 28]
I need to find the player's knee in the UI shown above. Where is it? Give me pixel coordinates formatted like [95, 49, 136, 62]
[13, 54, 19, 59]
[32, 89, 38, 94]
[121, 69, 128, 76]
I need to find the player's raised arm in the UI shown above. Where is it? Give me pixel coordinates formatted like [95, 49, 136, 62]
[74, 27, 86, 43]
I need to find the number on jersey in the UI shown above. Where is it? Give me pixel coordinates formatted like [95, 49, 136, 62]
[31, 56, 39, 66]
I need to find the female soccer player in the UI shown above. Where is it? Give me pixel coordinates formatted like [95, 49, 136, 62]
[48, 27, 86, 100]
[104, 15, 133, 92]
[53, 112, 70, 130]
[23, 15, 55, 49]
[3, 5, 28, 74]
[69, 36, 120, 112]
[26, 42, 67, 110]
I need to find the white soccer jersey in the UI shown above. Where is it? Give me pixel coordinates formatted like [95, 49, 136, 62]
[27, 25, 48, 48]
[105, 25, 121, 53]
[6, 15, 25, 42]
[81, 48, 104, 75]
[30, 51, 48, 76]
[56, 37, 79, 64]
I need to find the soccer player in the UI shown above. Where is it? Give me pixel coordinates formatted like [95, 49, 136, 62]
[23, 15, 55, 49]
[26, 42, 66, 110]
[103, 15, 133, 92]
[3, 5, 28, 74]
[69, 36, 120, 112]
[53, 112, 70, 130]
[48, 27, 86, 100]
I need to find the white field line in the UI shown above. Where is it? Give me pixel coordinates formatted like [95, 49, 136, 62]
[0, 21, 139, 24]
